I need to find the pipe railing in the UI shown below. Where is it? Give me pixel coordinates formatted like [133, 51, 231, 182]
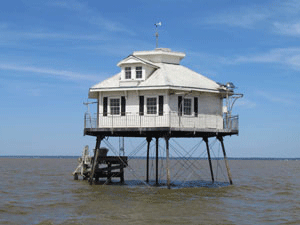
[84, 111, 239, 132]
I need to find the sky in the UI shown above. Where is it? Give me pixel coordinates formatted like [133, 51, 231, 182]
[0, 0, 299, 157]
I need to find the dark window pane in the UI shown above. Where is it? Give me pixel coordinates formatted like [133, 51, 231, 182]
[136, 66, 142, 79]
[147, 97, 157, 114]
[110, 98, 120, 115]
[183, 99, 192, 115]
[125, 67, 131, 79]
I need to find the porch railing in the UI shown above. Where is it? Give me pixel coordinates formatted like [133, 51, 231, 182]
[84, 112, 239, 132]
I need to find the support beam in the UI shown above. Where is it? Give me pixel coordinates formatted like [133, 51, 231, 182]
[146, 137, 152, 183]
[203, 137, 214, 183]
[165, 136, 171, 189]
[156, 137, 159, 186]
[89, 136, 104, 185]
[217, 136, 233, 185]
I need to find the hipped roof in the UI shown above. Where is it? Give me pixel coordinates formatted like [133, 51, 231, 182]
[89, 62, 224, 98]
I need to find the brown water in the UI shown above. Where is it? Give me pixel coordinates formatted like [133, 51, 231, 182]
[0, 158, 299, 224]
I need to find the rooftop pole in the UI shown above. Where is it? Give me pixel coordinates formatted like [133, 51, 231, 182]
[155, 22, 162, 48]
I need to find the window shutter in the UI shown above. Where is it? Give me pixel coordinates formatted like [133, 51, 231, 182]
[103, 97, 108, 116]
[139, 96, 144, 116]
[159, 96, 164, 116]
[121, 96, 126, 116]
[178, 96, 182, 116]
[194, 97, 198, 117]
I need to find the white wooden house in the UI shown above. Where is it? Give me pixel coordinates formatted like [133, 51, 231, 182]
[81, 47, 242, 187]
[84, 48, 239, 137]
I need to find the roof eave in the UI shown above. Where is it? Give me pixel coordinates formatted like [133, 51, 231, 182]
[89, 85, 222, 94]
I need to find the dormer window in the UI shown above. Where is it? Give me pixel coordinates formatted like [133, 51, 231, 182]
[136, 66, 142, 79]
[125, 67, 131, 79]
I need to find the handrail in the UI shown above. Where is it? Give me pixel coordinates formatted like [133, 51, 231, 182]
[84, 111, 239, 132]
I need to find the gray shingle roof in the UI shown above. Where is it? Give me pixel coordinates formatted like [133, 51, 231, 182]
[90, 63, 221, 92]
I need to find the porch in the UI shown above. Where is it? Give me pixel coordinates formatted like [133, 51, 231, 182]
[84, 112, 239, 137]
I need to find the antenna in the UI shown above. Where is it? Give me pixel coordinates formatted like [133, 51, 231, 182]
[154, 22, 162, 48]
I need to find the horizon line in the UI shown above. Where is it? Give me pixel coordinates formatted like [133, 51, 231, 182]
[1, 156, 299, 160]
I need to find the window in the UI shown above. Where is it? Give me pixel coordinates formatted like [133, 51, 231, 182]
[183, 98, 192, 115]
[136, 66, 142, 79]
[125, 67, 131, 79]
[146, 97, 157, 114]
[110, 98, 120, 115]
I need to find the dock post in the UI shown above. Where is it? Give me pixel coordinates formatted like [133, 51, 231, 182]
[120, 166, 124, 183]
[156, 137, 159, 186]
[89, 136, 104, 185]
[165, 136, 171, 189]
[107, 162, 112, 183]
[217, 136, 233, 185]
[203, 137, 214, 183]
[146, 137, 152, 183]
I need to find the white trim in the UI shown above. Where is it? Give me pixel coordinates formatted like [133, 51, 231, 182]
[90, 86, 223, 93]
[117, 55, 160, 69]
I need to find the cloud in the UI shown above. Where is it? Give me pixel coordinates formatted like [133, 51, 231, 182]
[203, 0, 300, 33]
[273, 22, 300, 36]
[223, 47, 300, 70]
[0, 22, 109, 44]
[255, 90, 296, 105]
[50, 1, 134, 35]
[280, 0, 300, 14]
[190, 47, 300, 72]
[0, 64, 100, 81]
[235, 99, 256, 109]
[1, 30, 109, 42]
[203, 7, 270, 29]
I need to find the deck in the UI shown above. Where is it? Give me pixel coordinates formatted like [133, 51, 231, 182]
[84, 113, 239, 138]
[84, 127, 238, 138]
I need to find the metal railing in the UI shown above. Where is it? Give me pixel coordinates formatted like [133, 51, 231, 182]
[84, 111, 239, 132]
[223, 115, 239, 131]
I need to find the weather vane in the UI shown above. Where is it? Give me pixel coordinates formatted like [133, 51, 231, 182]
[154, 22, 162, 48]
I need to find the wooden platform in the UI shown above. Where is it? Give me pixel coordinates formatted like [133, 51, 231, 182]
[92, 156, 128, 183]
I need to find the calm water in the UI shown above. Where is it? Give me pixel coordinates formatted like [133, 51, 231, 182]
[0, 158, 299, 224]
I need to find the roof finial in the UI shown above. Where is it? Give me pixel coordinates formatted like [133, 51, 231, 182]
[154, 22, 162, 49]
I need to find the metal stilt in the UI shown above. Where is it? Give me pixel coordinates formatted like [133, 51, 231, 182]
[156, 137, 159, 185]
[165, 136, 171, 189]
[146, 137, 152, 183]
[217, 136, 233, 185]
[204, 137, 214, 183]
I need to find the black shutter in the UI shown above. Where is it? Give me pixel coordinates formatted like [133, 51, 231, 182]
[103, 97, 108, 116]
[194, 97, 198, 117]
[178, 96, 182, 116]
[139, 96, 144, 116]
[159, 96, 164, 116]
[121, 96, 126, 116]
